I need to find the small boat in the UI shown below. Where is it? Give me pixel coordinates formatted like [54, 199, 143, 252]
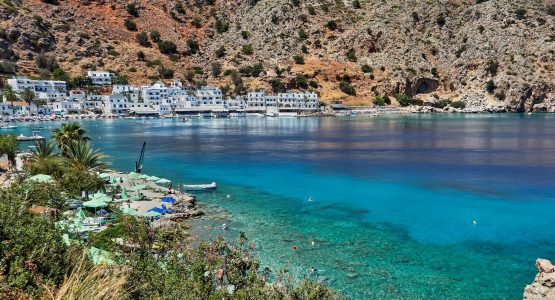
[183, 182, 217, 191]
[0, 124, 17, 129]
[182, 117, 189, 122]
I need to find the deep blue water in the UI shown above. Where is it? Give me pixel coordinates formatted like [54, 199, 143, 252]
[13, 114, 555, 299]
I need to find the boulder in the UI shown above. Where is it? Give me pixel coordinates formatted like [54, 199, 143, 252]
[524, 258, 555, 299]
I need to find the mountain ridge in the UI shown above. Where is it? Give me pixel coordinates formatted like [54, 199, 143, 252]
[1, 0, 554, 111]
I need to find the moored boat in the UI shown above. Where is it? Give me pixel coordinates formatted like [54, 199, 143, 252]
[183, 182, 217, 191]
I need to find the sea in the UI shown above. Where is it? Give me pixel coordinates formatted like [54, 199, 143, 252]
[13, 114, 555, 299]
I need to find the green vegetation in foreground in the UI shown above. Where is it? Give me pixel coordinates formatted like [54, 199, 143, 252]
[0, 124, 341, 299]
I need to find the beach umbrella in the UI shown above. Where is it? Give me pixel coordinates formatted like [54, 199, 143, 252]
[28, 174, 55, 183]
[75, 207, 86, 221]
[156, 178, 171, 186]
[161, 197, 176, 203]
[143, 211, 161, 217]
[121, 207, 137, 216]
[147, 176, 160, 181]
[130, 184, 148, 191]
[98, 173, 111, 179]
[121, 187, 128, 200]
[83, 199, 107, 208]
[128, 172, 142, 180]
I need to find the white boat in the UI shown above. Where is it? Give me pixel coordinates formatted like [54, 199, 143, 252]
[183, 182, 217, 191]
[0, 124, 17, 129]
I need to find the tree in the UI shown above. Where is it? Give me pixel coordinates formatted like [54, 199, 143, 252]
[127, 3, 139, 17]
[211, 62, 222, 77]
[485, 80, 496, 94]
[353, 0, 361, 9]
[0, 134, 18, 163]
[347, 48, 357, 62]
[137, 50, 146, 61]
[136, 32, 151, 47]
[361, 64, 372, 73]
[150, 30, 161, 43]
[158, 40, 178, 54]
[21, 88, 35, 115]
[70, 76, 93, 89]
[64, 140, 107, 172]
[51, 122, 90, 155]
[3, 86, 18, 116]
[35, 53, 59, 72]
[124, 19, 137, 31]
[340, 82, 356, 95]
[296, 74, 308, 89]
[29, 139, 56, 162]
[52, 68, 71, 82]
[186, 40, 199, 54]
[298, 28, 308, 40]
[158, 65, 174, 79]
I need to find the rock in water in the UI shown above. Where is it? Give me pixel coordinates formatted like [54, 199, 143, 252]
[523, 258, 555, 299]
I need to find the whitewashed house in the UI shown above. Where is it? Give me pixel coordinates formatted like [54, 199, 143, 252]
[87, 71, 114, 85]
[7, 76, 67, 96]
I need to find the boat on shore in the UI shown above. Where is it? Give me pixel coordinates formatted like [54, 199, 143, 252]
[183, 182, 217, 191]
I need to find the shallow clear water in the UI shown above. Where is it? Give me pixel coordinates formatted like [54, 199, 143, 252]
[14, 114, 555, 299]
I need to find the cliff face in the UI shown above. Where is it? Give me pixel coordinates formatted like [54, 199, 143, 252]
[1, 0, 554, 111]
[524, 259, 555, 299]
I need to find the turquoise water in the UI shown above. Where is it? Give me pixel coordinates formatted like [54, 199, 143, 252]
[14, 115, 555, 299]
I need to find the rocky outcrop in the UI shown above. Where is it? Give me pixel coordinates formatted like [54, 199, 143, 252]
[524, 259, 555, 299]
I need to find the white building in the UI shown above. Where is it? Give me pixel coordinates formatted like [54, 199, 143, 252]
[102, 95, 129, 116]
[87, 71, 114, 85]
[7, 76, 66, 96]
[195, 86, 223, 107]
[277, 91, 319, 110]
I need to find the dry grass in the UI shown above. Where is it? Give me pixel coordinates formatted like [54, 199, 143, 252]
[43, 254, 127, 300]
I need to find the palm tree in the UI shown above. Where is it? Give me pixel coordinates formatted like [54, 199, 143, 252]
[64, 140, 107, 172]
[29, 139, 56, 162]
[21, 88, 35, 115]
[2, 86, 18, 116]
[52, 122, 90, 155]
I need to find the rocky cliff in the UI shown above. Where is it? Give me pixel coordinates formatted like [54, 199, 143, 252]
[0, 0, 554, 111]
[524, 259, 555, 299]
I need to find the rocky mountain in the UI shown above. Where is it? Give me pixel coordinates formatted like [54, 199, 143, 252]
[0, 0, 554, 111]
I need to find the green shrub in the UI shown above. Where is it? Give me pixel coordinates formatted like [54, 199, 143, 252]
[296, 74, 308, 89]
[192, 67, 204, 75]
[127, 3, 139, 17]
[191, 18, 202, 28]
[486, 60, 499, 75]
[373, 95, 386, 106]
[187, 39, 200, 54]
[137, 50, 146, 61]
[158, 65, 174, 78]
[353, 0, 361, 9]
[431, 67, 438, 77]
[515, 8, 526, 20]
[395, 93, 418, 106]
[301, 45, 308, 54]
[215, 46, 226, 58]
[432, 99, 451, 108]
[136, 32, 150, 47]
[35, 53, 59, 72]
[308, 5, 316, 15]
[436, 15, 446, 27]
[158, 40, 178, 54]
[150, 30, 161, 43]
[241, 31, 251, 39]
[293, 55, 304, 64]
[347, 48, 357, 62]
[242, 44, 254, 55]
[548, 5, 555, 16]
[211, 62, 222, 77]
[270, 79, 286, 93]
[124, 19, 137, 31]
[485, 80, 496, 94]
[478, 25, 484, 34]
[298, 28, 309, 40]
[326, 20, 338, 30]
[451, 100, 466, 109]
[215, 19, 229, 33]
[340, 82, 356, 95]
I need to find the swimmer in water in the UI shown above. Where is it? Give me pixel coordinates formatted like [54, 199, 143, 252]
[308, 197, 313, 202]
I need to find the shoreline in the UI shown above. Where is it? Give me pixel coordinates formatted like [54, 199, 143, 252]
[0, 107, 548, 124]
